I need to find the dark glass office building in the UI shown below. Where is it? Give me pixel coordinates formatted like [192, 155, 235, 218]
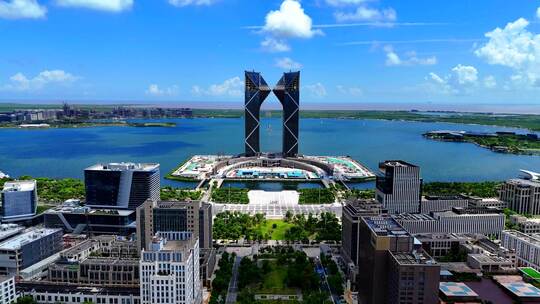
[244, 71, 300, 157]
[84, 163, 160, 210]
[273, 71, 300, 157]
[244, 71, 271, 156]
[136, 200, 213, 251]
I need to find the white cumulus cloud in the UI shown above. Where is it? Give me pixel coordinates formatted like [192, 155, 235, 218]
[426, 64, 479, 95]
[483, 75, 497, 88]
[169, 0, 216, 7]
[336, 85, 363, 96]
[475, 17, 540, 87]
[275, 57, 302, 70]
[326, 0, 370, 7]
[305, 83, 327, 98]
[263, 0, 321, 39]
[384, 46, 437, 66]
[145, 84, 179, 96]
[334, 6, 396, 22]
[192, 76, 243, 97]
[1, 69, 78, 91]
[260, 37, 290, 52]
[537, 7, 540, 19]
[56, 0, 132, 12]
[0, 0, 46, 19]
[452, 64, 478, 85]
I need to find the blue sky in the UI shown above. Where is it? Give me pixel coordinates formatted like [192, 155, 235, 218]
[1, 0, 540, 106]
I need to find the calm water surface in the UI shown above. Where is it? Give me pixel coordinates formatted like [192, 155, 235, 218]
[1, 118, 539, 187]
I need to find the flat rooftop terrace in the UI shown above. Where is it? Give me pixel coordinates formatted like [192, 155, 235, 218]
[439, 282, 478, 298]
[364, 216, 410, 237]
[0, 228, 60, 250]
[85, 162, 159, 172]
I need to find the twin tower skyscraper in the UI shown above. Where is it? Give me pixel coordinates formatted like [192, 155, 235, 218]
[244, 71, 300, 158]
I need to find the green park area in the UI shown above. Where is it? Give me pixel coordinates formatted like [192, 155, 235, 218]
[213, 211, 341, 241]
[258, 219, 295, 240]
[160, 186, 202, 201]
[236, 248, 332, 304]
[298, 188, 335, 204]
[211, 187, 250, 204]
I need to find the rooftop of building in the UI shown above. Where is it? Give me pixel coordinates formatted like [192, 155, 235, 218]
[0, 224, 24, 241]
[413, 232, 479, 241]
[423, 194, 468, 201]
[2, 180, 36, 192]
[499, 282, 540, 298]
[85, 162, 159, 172]
[16, 282, 140, 296]
[363, 216, 411, 237]
[439, 282, 479, 298]
[505, 177, 540, 187]
[379, 160, 418, 168]
[468, 253, 512, 264]
[0, 228, 61, 250]
[520, 170, 540, 181]
[343, 199, 382, 216]
[45, 205, 134, 216]
[61, 239, 97, 256]
[393, 213, 436, 221]
[503, 230, 540, 247]
[152, 200, 200, 209]
[390, 250, 437, 265]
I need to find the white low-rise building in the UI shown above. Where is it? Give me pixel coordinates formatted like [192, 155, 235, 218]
[501, 230, 540, 271]
[0, 276, 17, 304]
[140, 232, 201, 304]
[509, 215, 540, 234]
[393, 211, 505, 237]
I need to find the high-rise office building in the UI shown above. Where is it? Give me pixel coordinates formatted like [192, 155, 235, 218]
[500, 170, 540, 215]
[273, 71, 300, 157]
[341, 199, 383, 286]
[85, 163, 160, 210]
[136, 199, 212, 251]
[1, 180, 38, 221]
[140, 232, 201, 304]
[244, 71, 271, 157]
[244, 71, 300, 157]
[356, 215, 439, 304]
[376, 160, 422, 214]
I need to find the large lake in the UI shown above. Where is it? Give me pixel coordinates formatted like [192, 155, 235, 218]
[1, 118, 539, 186]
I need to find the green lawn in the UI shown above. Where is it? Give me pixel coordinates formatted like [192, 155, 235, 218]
[520, 267, 540, 279]
[258, 220, 295, 240]
[258, 263, 296, 295]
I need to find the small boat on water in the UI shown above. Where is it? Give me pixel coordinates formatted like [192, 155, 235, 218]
[0, 171, 9, 179]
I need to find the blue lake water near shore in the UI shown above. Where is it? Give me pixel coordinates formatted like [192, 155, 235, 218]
[1, 118, 539, 189]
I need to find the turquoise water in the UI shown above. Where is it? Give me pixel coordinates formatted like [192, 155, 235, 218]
[1, 118, 539, 187]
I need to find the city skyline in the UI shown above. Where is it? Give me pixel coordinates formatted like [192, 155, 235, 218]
[1, 0, 540, 106]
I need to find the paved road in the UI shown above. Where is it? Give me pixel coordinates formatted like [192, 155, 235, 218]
[225, 256, 242, 304]
[315, 258, 338, 304]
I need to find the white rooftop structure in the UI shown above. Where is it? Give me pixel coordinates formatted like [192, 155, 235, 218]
[0, 225, 24, 242]
[520, 170, 540, 181]
[85, 162, 159, 172]
[0, 228, 61, 251]
[2, 180, 36, 192]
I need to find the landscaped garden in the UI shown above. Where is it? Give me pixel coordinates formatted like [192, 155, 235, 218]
[160, 186, 202, 201]
[236, 247, 332, 304]
[298, 188, 335, 204]
[211, 187, 249, 204]
[213, 211, 341, 242]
